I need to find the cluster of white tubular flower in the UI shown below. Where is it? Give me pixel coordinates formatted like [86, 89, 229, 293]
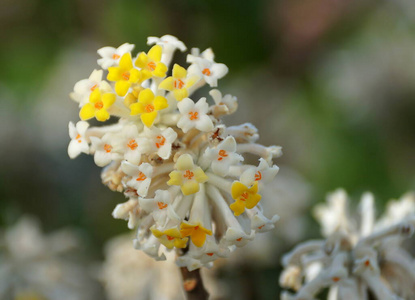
[280, 190, 415, 300]
[68, 35, 281, 270]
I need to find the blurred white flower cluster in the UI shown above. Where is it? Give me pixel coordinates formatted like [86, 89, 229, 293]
[0, 217, 100, 300]
[68, 35, 281, 270]
[280, 190, 415, 300]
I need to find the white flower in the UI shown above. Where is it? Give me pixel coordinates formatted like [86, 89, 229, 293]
[203, 136, 243, 176]
[143, 126, 178, 159]
[90, 134, 121, 167]
[70, 69, 109, 107]
[188, 58, 228, 87]
[147, 35, 187, 53]
[209, 89, 238, 116]
[139, 190, 180, 226]
[112, 198, 141, 229]
[121, 161, 153, 197]
[187, 48, 215, 64]
[97, 43, 135, 69]
[240, 157, 280, 186]
[115, 124, 145, 164]
[177, 97, 213, 133]
[68, 121, 89, 159]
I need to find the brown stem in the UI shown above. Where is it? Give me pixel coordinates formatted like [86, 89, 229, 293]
[180, 267, 209, 300]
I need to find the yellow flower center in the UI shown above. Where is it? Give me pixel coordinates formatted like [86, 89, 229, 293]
[95, 101, 104, 109]
[122, 72, 130, 81]
[145, 104, 155, 113]
[166, 235, 175, 241]
[183, 170, 194, 180]
[147, 61, 156, 71]
[241, 192, 249, 201]
[173, 78, 185, 89]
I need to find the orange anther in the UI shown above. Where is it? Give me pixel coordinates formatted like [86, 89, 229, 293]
[241, 192, 249, 201]
[112, 54, 120, 60]
[147, 61, 156, 71]
[364, 260, 370, 266]
[157, 202, 168, 209]
[136, 172, 147, 181]
[258, 225, 265, 229]
[104, 144, 112, 153]
[202, 68, 211, 76]
[217, 149, 228, 161]
[183, 170, 194, 180]
[155, 135, 166, 148]
[255, 171, 262, 181]
[194, 226, 199, 230]
[173, 78, 185, 89]
[236, 238, 242, 242]
[145, 104, 155, 113]
[189, 111, 199, 120]
[95, 101, 104, 109]
[122, 72, 130, 81]
[127, 139, 138, 150]
[332, 277, 340, 282]
[166, 235, 175, 241]
[75, 134, 81, 143]
[206, 253, 214, 256]
[90, 84, 98, 91]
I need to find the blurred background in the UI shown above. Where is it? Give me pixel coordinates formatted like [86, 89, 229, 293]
[1, 0, 415, 299]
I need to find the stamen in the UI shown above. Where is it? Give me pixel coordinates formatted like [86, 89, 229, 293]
[104, 144, 112, 153]
[194, 226, 199, 230]
[122, 72, 130, 81]
[127, 139, 138, 150]
[364, 260, 370, 267]
[148, 61, 156, 71]
[258, 225, 265, 229]
[332, 277, 340, 282]
[183, 170, 194, 180]
[206, 253, 214, 256]
[236, 238, 242, 242]
[155, 135, 166, 148]
[202, 68, 211, 76]
[217, 149, 228, 161]
[157, 202, 168, 209]
[255, 171, 262, 181]
[112, 54, 120, 60]
[189, 111, 199, 120]
[145, 104, 155, 113]
[173, 79, 185, 89]
[166, 235, 175, 241]
[90, 84, 98, 91]
[136, 172, 147, 181]
[76, 134, 82, 143]
[241, 192, 249, 201]
[95, 101, 104, 109]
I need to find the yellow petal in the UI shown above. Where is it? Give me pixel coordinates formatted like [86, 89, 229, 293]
[102, 93, 116, 108]
[141, 111, 157, 127]
[159, 77, 174, 91]
[181, 180, 200, 196]
[164, 227, 182, 238]
[153, 62, 167, 78]
[150, 227, 164, 238]
[246, 193, 261, 209]
[130, 102, 144, 115]
[79, 103, 95, 120]
[192, 229, 209, 247]
[148, 45, 162, 62]
[95, 109, 110, 122]
[172, 64, 187, 79]
[135, 52, 148, 69]
[174, 237, 189, 248]
[138, 88, 154, 105]
[115, 81, 131, 96]
[231, 181, 247, 199]
[140, 70, 152, 81]
[153, 96, 168, 111]
[173, 88, 188, 101]
[124, 93, 137, 107]
[248, 181, 259, 194]
[89, 88, 101, 103]
[167, 171, 183, 186]
[129, 68, 142, 83]
[107, 67, 122, 81]
[193, 167, 208, 183]
[230, 200, 246, 216]
[119, 53, 133, 70]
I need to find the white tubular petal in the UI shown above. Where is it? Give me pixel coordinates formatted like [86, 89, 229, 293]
[209, 89, 222, 105]
[121, 160, 139, 177]
[177, 98, 194, 114]
[76, 120, 90, 135]
[211, 63, 228, 79]
[97, 46, 115, 57]
[196, 115, 214, 132]
[68, 140, 82, 159]
[117, 43, 135, 54]
[195, 97, 209, 113]
[360, 192, 375, 237]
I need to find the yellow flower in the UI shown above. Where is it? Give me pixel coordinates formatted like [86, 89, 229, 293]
[151, 227, 188, 249]
[180, 222, 212, 247]
[167, 154, 208, 195]
[107, 53, 142, 96]
[135, 45, 167, 79]
[79, 88, 115, 122]
[159, 64, 199, 101]
[124, 86, 144, 108]
[230, 181, 261, 216]
[129, 88, 168, 127]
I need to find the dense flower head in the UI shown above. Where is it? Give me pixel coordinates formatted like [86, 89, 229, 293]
[68, 35, 282, 270]
[280, 190, 415, 300]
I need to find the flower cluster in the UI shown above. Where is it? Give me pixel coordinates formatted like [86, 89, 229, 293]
[280, 190, 415, 300]
[68, 35, 281, 270]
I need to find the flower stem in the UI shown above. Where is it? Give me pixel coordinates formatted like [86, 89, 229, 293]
[180, 267, 209, 300]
